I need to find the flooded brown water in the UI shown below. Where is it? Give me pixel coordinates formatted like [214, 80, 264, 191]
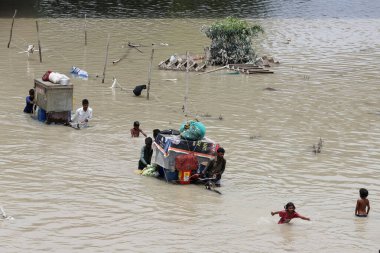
[0, 17, 379, 252]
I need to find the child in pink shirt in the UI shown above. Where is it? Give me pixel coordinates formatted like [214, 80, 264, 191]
[271, 202, 310, 224]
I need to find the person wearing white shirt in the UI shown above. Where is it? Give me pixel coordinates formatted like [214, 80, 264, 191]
[70, 99, 92, 128]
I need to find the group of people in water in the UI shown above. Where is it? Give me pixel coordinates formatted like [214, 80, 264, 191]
[23, 88, 93, 128]
[135, 122, 227, 188]
[271, 188, 370, 224]
[23, 89, 371, 224]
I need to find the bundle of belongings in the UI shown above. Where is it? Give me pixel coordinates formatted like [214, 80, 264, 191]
[179, 120, 206, 141]
[42, 70, 70, 85]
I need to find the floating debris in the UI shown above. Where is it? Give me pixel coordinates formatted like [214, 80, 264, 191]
[312, 138, 323, 154]
[249, 135, 261, 140]
[227, 64, 274, 74]
[0, 206, 14, 221]
[158, 55, 207, 72]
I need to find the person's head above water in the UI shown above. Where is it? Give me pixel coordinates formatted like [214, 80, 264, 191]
[145, 137, 153, 146]
[284, 202, 296, 212]
[359, 188, 368, 199]
[82, 99, 89, 111]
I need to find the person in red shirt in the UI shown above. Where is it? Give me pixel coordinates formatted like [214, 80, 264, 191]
[130, 121, 147, 138]
[271, 202, 310, 224]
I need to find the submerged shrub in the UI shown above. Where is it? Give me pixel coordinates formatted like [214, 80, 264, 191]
[202, 17, 264, 65]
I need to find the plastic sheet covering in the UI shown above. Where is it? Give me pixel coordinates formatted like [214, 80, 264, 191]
[179, 120, 206, 141]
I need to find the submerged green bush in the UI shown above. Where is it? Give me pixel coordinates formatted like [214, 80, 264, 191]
[202, 17, 264, 65]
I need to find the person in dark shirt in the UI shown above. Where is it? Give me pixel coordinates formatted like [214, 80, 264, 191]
[138, 137, 153, 170]
[23, 89, 36, 113]
[201, 147, 226, 187]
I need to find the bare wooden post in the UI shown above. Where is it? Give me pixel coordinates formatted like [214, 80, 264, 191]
[36, 20, 42, 63]
[184, 51, 189, 116]
[7, 9, 17, 48]
[84, 14, 87, 46]
[146, 47, 155, 100]
[102, 34, 110, 83]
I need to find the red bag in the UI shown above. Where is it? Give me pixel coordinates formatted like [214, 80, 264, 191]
[175, 153, 198, 171]
[42, 70, 52, 81]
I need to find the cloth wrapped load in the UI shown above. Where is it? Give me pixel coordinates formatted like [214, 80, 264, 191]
[179, 120, 206, 141]
[175, 153, 198, 171]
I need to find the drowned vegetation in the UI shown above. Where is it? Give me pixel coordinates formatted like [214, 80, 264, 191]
[202, 16, 264, 66]
[159, 17, 277, 74]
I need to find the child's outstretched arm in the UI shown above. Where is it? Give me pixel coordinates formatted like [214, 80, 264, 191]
[271, 211, 280, 216]
[140, 129, 147, 137]
[298, 214, 310, 221]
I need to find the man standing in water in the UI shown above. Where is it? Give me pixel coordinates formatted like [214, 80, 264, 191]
[201, 147, 226, 187]
[70, 99, 92, 128]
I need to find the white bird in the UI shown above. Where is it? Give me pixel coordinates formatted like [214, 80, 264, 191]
[0, 206, 13, 220]
[111, 77, 118, 88]
[0, 206, 7, 218]
[110, 77, 125, 90]
[18, 44, 40, 57]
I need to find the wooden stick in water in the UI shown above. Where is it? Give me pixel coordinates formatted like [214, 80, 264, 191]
[84, 14, 87, 46]
[146, 47, 155, 100]
[184, 51, 189, 116]
[102, 34, 110, 83]
[196, 65, 227, 75]
[112, 48, 131, 64]
[36, 20, 42, 63]
[7, 9, 17, 48]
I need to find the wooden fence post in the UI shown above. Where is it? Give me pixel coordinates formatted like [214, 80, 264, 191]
[102, 34, 110, 83]
[146, 47, 155, 100]
[7, 9, 17, 48]
[36, 20, 43, 63]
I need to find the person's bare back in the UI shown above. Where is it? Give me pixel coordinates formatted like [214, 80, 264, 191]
[355, 188, 370, 217]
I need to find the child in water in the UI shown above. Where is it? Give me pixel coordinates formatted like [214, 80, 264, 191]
[271, 202, 310, 224]
[138, 137, 153, 170]
[131, 121, 147, 138]
[355, 188, 370, 217]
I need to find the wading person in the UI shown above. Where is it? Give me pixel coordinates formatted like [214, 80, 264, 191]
[355, 188, 370, 217]
[200, 147, 226, 187]
[271, 202, 310, 224]
[23, 89, 36, 114]
[138, 137, 153, 170]
[70, 99, 92, 128]
[131, 121, 147, 138]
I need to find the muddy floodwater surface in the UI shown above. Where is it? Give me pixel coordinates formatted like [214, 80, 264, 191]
[0, 1, 380, 252]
